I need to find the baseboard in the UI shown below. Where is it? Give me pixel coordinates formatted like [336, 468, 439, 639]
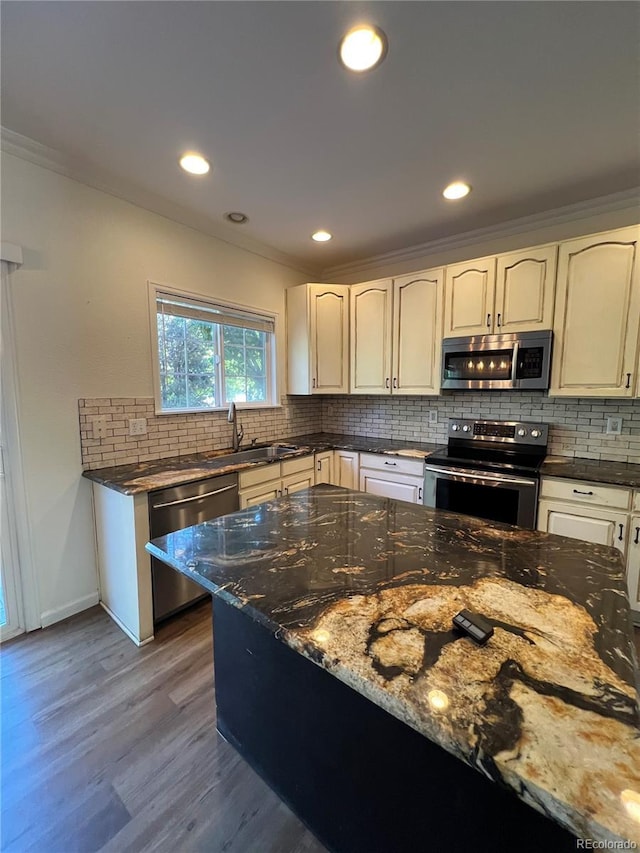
[99, 601, 154, 647]
[40, 591, 100, 627]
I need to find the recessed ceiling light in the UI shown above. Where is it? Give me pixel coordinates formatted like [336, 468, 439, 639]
[179, 153, 210, 175]
[225, 212, 249, 224]
[339, 25, 387, 72]
[311, 230, 332, 242]
[443, 181, 471, 200]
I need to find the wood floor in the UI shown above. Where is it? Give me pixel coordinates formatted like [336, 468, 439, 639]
[1, 602, 327, 853]
[2, 605, 640, 853]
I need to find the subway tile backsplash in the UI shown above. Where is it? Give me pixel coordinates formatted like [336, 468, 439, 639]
[78, 396, 322, 470]
[79, 393, 640, 470]
[321, 393, 640, 464]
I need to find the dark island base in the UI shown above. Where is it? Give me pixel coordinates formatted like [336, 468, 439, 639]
[213, 599, 576, 853]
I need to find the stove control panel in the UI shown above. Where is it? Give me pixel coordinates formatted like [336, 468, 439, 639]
[448, 419, 548, 445]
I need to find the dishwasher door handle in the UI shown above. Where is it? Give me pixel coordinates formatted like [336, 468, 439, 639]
[151, 483, 237, 509]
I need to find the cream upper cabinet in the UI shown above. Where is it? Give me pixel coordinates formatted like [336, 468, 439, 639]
[550, 226, 640, 397]
[286, 283, 349, 395]
[494, 245, 557, 333]
[350, 279, 393, 394]
[392, 269, 444, 394]
[351, 270, 444, 396]
[443, 257, 496, 338]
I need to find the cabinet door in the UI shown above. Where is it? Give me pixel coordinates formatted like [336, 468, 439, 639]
[308, 284, 350, 394]
[537, 499, 628, 555]
[350, 280, 393, 394]
[282, 471, 314, 496]
[392, 269, 444, 395]
[443, 257, 496, 338]
[239, 482, 281, 508]
[550, 227, 640, 397]
[627, 515, 640, 611]
[333, 451, 359, 490]
[495, 245, 557, 333]
[314, 451, 333, 485]
[359, 470, 423, 504]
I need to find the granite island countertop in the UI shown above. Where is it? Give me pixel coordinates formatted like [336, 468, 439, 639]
[146, 485, 640, 846]
[82, 433, 443, 495]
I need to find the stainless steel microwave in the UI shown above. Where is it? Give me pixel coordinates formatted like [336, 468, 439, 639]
[441, 330, 553, 390]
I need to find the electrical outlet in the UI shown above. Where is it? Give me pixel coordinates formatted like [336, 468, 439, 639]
[606, 416, 622, 436]
[326, 404, 335, 417]
[92, 416, 107, 440]
[428, 410, 438, 424]
[129, 418, 148, 436]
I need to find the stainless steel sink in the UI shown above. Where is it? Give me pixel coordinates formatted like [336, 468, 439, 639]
[205, 444, 300, 469]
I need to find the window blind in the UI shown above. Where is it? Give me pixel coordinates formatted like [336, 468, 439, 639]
[156, 293, 274, 334]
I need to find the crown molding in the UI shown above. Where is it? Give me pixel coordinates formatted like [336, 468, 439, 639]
[1, 127, 320, 278]
[322, 188, 640, 280]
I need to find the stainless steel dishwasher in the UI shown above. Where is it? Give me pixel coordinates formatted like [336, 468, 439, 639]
[148, 473, 239, 623]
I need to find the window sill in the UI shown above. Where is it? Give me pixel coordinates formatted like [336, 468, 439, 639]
[154, 403, 283, 416]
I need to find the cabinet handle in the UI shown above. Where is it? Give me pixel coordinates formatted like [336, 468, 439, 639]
[618, 523, 624, 541]
[312, 378, 316, 388]
[572, 489, 594, 496]
[277, 489, 282, 497]
[486, 313, 491, 328]
[384, 461, 397, 466]
[317, 460, 321, 471]
[497, 313, 501, 327]
[284, 487, 289, 496]
[418, 486, 423, 502]
[393, 377, 398, 389]
[635, 526, 640, 545]
[385, 377, 390, 388]
[625, 373, 631, 389]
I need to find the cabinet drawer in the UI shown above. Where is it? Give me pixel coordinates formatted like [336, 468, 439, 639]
[239, 462, 282, 489]
[634, 491, 640, 513]
[359, 452, 424, 478]
[539, 477, 631, 510]
[281, 453, 314, 477]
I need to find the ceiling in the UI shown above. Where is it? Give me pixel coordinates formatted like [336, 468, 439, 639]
[1, 1, 639, 275]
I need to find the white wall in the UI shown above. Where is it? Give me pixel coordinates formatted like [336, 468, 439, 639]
[1, 152, 308, 627]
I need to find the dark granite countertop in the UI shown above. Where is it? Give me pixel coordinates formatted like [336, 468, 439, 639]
[82, 433, 443, 495]
[146, 485, 640, 845]
[541, 455, 640, 489]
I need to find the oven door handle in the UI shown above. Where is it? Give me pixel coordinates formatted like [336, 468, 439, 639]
[424, 465, 536, 488]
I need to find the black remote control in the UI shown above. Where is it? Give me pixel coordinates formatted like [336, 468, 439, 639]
[452, 609, 494, 645]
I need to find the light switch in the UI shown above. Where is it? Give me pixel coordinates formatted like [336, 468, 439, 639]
[429, 410, 438, 424]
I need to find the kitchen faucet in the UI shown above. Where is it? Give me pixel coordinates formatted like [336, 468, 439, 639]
[227, 401, 244, 451]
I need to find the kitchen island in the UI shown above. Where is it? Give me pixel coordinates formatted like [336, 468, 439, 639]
[146, 485, 640, 852]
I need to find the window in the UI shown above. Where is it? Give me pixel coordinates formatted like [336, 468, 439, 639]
[150, 285, 277, 413]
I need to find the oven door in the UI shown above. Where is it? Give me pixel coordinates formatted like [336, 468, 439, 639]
[423, 465, 539, 529]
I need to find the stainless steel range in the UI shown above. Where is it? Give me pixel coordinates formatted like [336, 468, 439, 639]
[423, 418, 549, 529]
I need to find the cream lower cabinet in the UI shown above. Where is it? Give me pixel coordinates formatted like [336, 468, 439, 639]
[350, 271, 444, 395]
[537, 477, 639, 620]
[550, 226, 640, 397]
[315, 451, 334, 485]
[333, 450, 359, 489]
[358, 453, 424, 504]
[239, 455, 315, 508]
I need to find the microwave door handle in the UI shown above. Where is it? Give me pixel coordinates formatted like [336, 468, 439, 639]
[510, 342, 520, 384]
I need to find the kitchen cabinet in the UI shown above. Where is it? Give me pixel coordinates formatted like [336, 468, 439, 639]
[443, 256, 496, 337]
[286, 283, 350, 394]
[314, 451, 334, 485]
[350, 279, 393, 394]
[358, 453, 424, 504]
[443, 245, 557, 338]
[333, 450, 359, 490]
[550, 226, 640, 397]
[239, 455, 315, 508]
[627, 515, 640, 611]
[350, 270, 444, 395]
[494, 245, 557, 333]
[537, 476, 639, 621]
